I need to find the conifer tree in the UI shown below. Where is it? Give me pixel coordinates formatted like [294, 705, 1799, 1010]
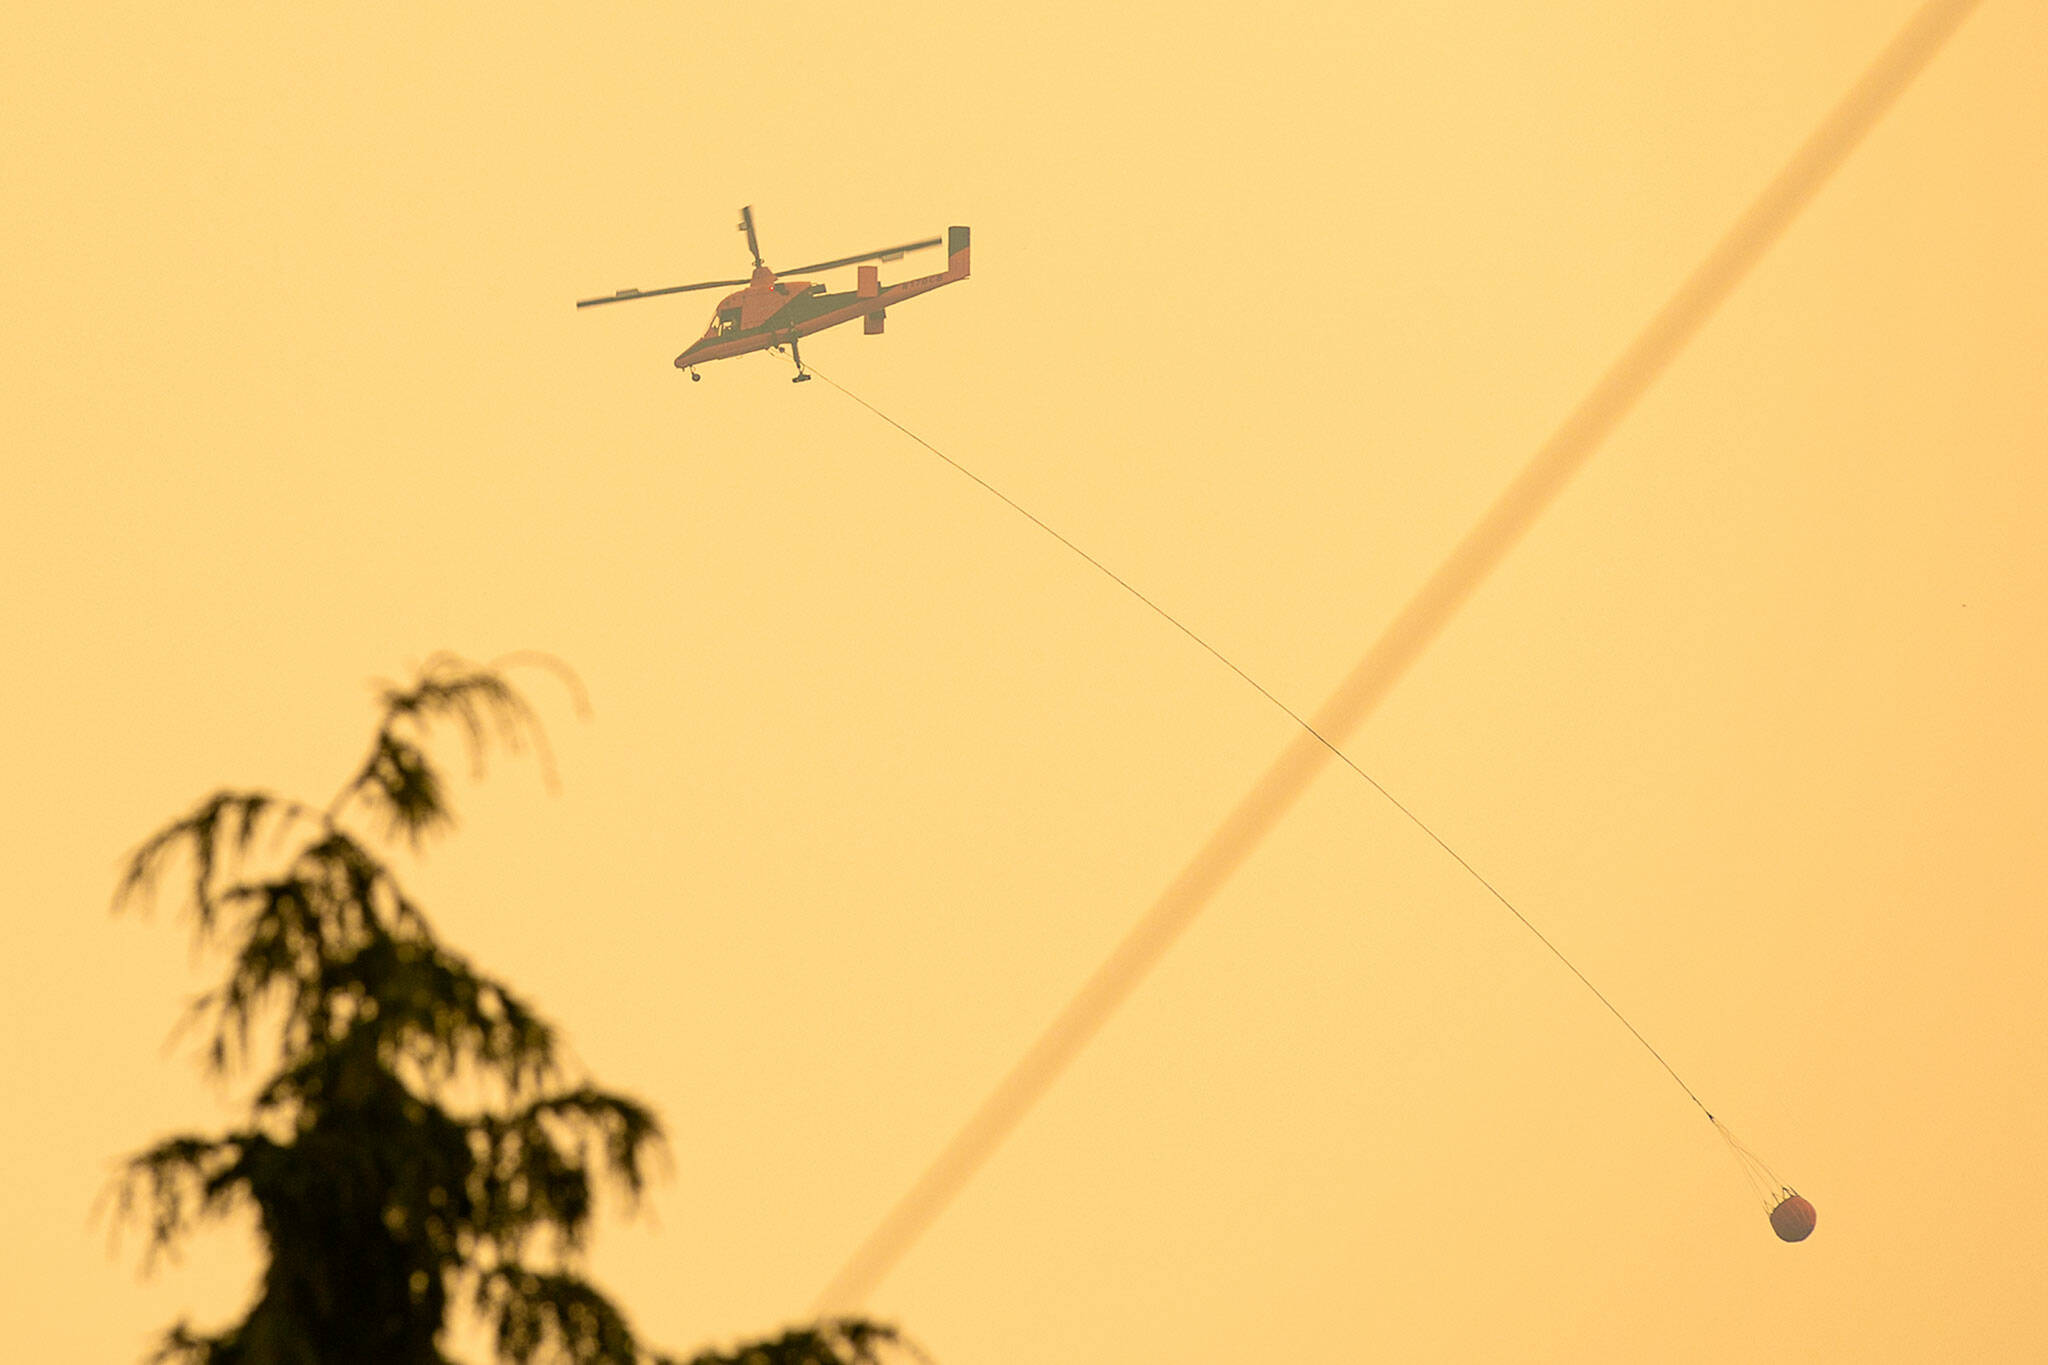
[108, 657, 928, 1365]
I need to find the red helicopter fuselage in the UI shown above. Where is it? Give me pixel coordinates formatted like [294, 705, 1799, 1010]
[675, 226, 970, 373]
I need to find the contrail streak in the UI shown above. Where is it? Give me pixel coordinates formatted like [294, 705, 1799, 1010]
[814, 0, 1981, 1315]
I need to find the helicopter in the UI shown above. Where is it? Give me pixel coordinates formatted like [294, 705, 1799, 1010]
[576, 206, 970, 382]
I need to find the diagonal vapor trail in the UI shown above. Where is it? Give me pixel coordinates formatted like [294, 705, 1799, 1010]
[813, 0, 1983, 1316]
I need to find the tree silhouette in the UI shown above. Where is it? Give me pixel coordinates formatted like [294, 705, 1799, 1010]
[107, 657, 928, 1365]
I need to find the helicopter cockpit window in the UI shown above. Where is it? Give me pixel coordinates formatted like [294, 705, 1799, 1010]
[714, 307, 742, 336]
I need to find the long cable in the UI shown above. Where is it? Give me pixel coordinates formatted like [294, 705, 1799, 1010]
[808, 362, 1713, 1121]
[807, 0, 1981, 1308]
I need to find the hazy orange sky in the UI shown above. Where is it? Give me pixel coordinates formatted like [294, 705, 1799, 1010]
[6, 4, 2045, 1361]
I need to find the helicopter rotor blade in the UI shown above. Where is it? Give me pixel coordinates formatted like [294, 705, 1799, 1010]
[739, 205, 763, 268]
[575, 277, 752, 309]
[777, 235, 944, 277]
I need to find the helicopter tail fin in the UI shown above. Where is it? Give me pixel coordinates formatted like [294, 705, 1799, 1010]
[945, 226, 970, 281]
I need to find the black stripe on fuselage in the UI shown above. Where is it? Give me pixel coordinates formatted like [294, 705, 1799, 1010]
[679, 289, 861, 356]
